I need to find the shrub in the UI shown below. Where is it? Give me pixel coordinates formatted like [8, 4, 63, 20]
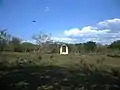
[107, 54, 120, 58]
[50, 55, 53, 60]
[38, 55, 42, 60]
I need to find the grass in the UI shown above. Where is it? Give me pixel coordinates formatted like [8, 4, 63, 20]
[0, 52, 120, 90]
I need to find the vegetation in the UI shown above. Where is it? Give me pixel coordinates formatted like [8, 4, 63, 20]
[1, 29, 120, 90]
[1, 53, 120, 90]
[1, 29, 120, 55]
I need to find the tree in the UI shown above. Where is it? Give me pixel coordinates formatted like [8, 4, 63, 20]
[67, 44, 76, 53]
[0, 29, 7, 39]
[10, 37, 22, 52]
[75, 43, 84, 53]
[10, 37, 21, 45]
[95, 43, 108, 54]
[108, 40, 120, 54]
[108, 40, 120, 50]
[21, 42, 37, 52]
[32, 31, 53, 53]
[84, 41, 97, 52]
[0, 29, 8, 51]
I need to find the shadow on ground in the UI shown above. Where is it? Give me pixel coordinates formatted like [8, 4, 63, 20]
[0, 65, 120, 90]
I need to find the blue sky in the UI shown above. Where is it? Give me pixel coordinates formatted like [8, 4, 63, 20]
[0, 0, 120, 44]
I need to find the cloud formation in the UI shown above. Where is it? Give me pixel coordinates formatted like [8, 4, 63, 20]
[23, 37, 77, 44]
[22, 40, 36, 44]
[64, 26, 110, 37]
[63, 18, 120, 44]
[25, 18, 120, 44]
[45, 6, 49, 12]
[98, 18, 120, 33]
[51, 37, 77, 43]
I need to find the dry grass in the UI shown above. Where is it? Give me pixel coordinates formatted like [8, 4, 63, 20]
[1, 52, 120, 68]
[1, 52, 120, 90]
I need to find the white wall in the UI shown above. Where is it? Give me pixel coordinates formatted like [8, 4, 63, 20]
[60, 45, 68, 55]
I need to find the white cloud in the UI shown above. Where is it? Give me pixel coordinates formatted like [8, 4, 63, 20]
[22, 37, 77, 44]
[64, 26, 110, 37]
[22, 40, 36, 44]
[51, 37, 77, 43]
[98, 18, 120, 32]
[63, 18, 120, 44]
[23, 18, 120, 44]
[98, 18, 120, 26]
[64, 28, 80, 36]
[45, 6, 49, 12]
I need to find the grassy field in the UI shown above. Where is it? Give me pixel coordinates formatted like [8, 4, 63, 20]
[1, 52, 120, 67]
[0, 52, 120, 90]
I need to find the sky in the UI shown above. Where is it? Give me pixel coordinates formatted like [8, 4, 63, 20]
[0, 0, 120, 44]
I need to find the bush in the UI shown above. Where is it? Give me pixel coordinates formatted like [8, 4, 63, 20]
[38, 55, 42, 60]
[14, 45, 23, 52]
[107, 54, 120, 58]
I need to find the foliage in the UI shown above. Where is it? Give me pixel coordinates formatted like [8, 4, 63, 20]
[1, 29, 120, 54]
[108, 40, 120, 50]
[21, 42, 37, 52]
[84, 41, 97, 52]
[0, 29, 7, 39]
[10, 37, 22, 52]
[0, 29, 7, 51]
[0, 30, 37, 52]
[1, 29, 120, 89]
[10, 37, 21, 45]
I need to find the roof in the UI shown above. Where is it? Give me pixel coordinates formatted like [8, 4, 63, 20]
[61, 44, 68, 47]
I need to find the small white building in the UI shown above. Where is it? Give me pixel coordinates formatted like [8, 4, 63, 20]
[60, 44, 68, 55]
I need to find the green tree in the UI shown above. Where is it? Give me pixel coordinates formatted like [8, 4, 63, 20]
[108, 40, 120, 50]
[75, 43, 84, 54]
[10, 37, 22, 52]
[10, 37, 21, 45]
[95, 43, 108, 54]
[0, 29, 8, 51]
[108, 40, 120, 54]
[21, 42, 37, 52]
[84, 41, 97, 52]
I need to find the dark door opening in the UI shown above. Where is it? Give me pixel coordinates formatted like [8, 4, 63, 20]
[62, 46, 66, 52]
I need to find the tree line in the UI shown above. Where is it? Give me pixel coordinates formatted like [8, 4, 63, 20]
[0, 29, 120, 54]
